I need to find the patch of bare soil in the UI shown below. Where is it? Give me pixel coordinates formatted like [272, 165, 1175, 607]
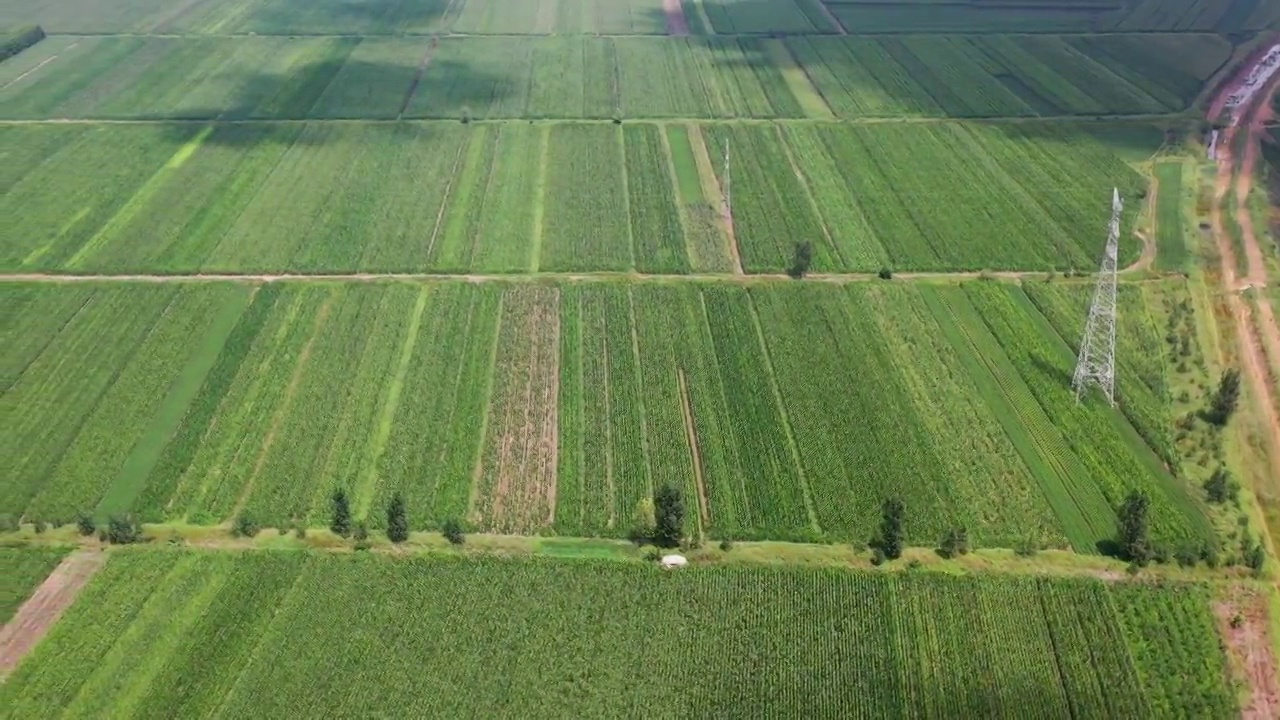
[480, 288, 560, 532]
[677, 368, 709, 533]
[0, 551, 105, 679]
[1214, 588, 1280, 719]
[663, 0, 690, 36]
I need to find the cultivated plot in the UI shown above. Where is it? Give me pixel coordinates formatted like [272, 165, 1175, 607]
[1, 121, 1146, 275]
[0, 0, 458, 34]
[2, 280, 1210, 551]
[1, 551, 1237, 717]
[0, 34, 1227, 120]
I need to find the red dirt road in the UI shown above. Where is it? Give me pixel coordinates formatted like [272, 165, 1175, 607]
[1215, 589, 1280, 719]
[0, 551, 105, 679]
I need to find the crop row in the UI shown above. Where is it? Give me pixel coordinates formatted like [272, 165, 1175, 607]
[1, 550, 1236, 716]
[7, 121, 1144, 275]
[787, 34, 1231, 119]
[2, 33, 1234, 121]
[825, 0, 1271, 34]
[3, 280, 1209, 550]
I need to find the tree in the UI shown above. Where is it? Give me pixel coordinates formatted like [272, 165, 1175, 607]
[76, 514, 96, 537]
[232, 513, 259, 538]
[1205, 368, 1241, 425]
[386, 492, 409, 543]
[330, 488, 352, 538]
[442, 518, 465, 545]
[1204, 468, 1239, 505]
[106, 515, 143, 545]
[788, 241, 813, 279]
[937, 526, 969, 559]
[878, 498, 905, 560]
[652, 485, 685, 548]
[1117, 491, 1152, 566]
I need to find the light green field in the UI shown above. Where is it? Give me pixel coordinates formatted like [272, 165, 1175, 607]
[1, 121, 1149, 274]
[0, 549, 1238, 718]
[2, 279, 1212, 553]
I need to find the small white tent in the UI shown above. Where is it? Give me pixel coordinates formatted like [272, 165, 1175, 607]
[660, 554, 688, 570]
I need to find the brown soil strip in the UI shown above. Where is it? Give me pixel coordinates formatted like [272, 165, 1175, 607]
[677, 368, 709, 534]
[479, 288, 559, 533]
[686, 125, 743, 275]
[398, 37, 441, 120]
[663, 0, 690, 36]
[0, 551, 105, 679]
[1214, 588, 1280, 719]
[230, 297, 334, 518]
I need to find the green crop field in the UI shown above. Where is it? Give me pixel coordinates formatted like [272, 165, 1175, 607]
[2, 121, 1148, 274]
[2, 280, 1212, 551]
[0, 34, 1236, 121]
[0, 550, 1238, 717]
[1, 0, 1272, 712]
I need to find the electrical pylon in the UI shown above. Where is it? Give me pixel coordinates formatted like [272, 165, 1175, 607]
[1072, 188, 1123, 406]
[722, 140, 732, 221]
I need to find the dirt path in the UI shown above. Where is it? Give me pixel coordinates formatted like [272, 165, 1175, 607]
[685, 125, 744, 275]
[1215, 587, 1280, 719]
[1207, 64, 1280, 560]
[1122, 172, 1159, 273]
[0, 551, 105, 679]
[0, 269, 1156, 285]
[663, 0, 690, 36]
[677, 368, 709, 536]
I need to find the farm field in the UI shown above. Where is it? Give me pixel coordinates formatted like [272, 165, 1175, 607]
[826, 0, 1276, 34]
[0, 547, 70, 623]
[1, 121, 1146, 274]
[1, 280, 1212, 552]
[0, 549, 1238, 717]
[0, 34, 1234, 120]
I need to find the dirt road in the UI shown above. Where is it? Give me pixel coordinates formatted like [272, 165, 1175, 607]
[1207, 60, 1280, 555]
[0, 551, 105, 679]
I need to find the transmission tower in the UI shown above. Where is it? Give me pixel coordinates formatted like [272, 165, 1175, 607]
[722, 140, 732, 222]
[1072, 188, 1123, 406]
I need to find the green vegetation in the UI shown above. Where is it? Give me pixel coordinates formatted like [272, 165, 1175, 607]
[1154, 160, 1190, 272]
[3, 280, 1210, 552]
[0, 549, 1237, 717]
[0, 546, 68, 622]
[3, 121, 1146, 274]
[0, 24, 43, 62]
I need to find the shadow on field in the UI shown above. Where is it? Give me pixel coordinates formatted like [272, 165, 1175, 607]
[233, 0, 455, 34]
[151, 57, 513, 146]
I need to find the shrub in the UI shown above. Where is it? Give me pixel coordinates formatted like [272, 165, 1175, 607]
[387, 492, 409, 543]
[442, 518, 465, 545]
[719, 539, 733, 552]
[877, 268, 893, 280]
[107, 515, 144, 545]
[76, 514, 96, 537]
[232, 514, 260, 538]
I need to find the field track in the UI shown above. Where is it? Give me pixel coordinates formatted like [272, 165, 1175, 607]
[0, 551, 105, 679]
[0, 269, 1168, 284]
